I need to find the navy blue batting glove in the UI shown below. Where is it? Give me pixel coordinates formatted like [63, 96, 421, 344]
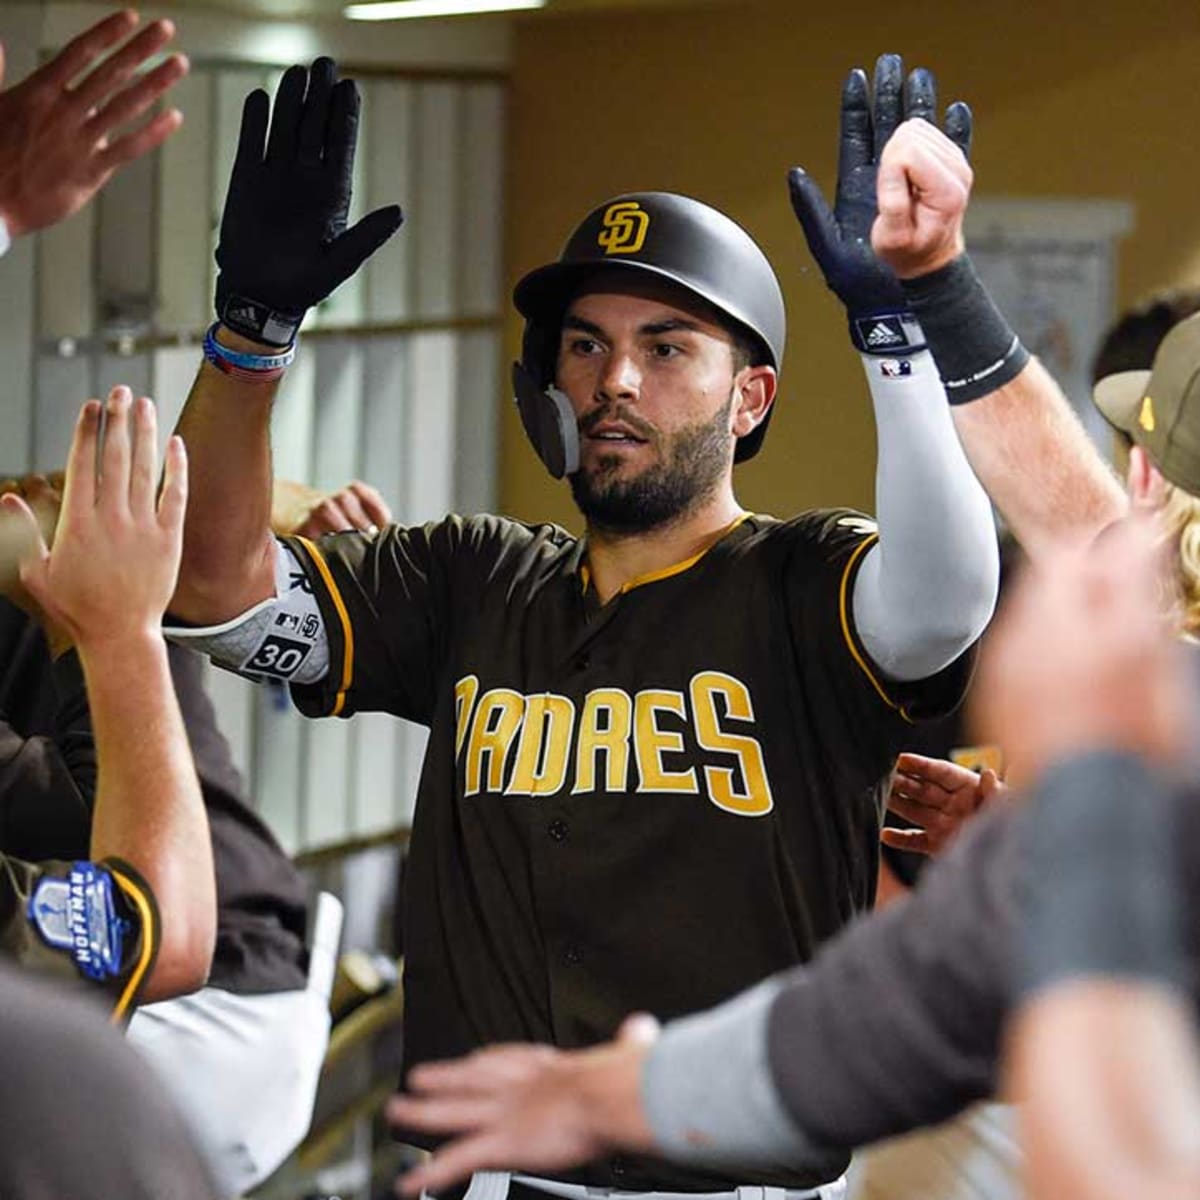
[788, 54, 972, 356]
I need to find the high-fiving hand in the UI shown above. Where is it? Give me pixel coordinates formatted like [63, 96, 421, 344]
[215, 57, 404, 346]
[0, 387, 187, 653]
[788, 54, 971, 350]
[0, 11, 188, 239]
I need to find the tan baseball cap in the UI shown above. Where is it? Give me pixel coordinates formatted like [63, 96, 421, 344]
[1094, 310, 1200, 495]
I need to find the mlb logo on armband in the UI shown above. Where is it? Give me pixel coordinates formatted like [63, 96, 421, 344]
[878, 359, 912, 378]
[243, 634, 313, 680]
[275, 612, 302, 632]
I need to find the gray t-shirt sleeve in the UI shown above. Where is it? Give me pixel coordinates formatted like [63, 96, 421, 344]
[642, 978, 833, 1171]
[767, 805, 1018, 1149]
[1015, 749, 1188, 998]
[642, 807, 1020, 1168]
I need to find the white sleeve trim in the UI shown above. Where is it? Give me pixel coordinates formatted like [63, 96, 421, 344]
[164, 540, 330, 685]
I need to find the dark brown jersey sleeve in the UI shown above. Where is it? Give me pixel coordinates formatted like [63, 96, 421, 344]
[0, 854, 160, 1021]
[282, 514, 529, 722]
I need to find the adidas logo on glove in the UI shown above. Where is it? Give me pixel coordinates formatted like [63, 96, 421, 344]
[865, 320, 904, 347]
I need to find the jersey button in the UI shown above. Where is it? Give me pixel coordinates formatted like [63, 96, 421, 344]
[547, 818, 569, 842]
[563, 943, 582, 965]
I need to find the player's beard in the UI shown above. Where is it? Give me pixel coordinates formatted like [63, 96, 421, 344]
[569, 391, 734, 533]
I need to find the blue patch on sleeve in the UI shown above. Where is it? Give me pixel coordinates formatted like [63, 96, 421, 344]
[28, 862, 129, 981]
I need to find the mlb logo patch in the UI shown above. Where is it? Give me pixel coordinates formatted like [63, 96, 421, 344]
[879, 359, 912, 378]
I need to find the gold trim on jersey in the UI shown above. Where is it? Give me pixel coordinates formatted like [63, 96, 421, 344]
[837, 533, 915, 724]
[295, 535, 355, 717]
[580, 511, 752, 596]
[108, 865, 158, 1024]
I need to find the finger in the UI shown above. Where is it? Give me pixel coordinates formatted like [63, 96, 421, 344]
[67, 18, 176, 113]
[333, 489, 374, 530]
[157, 435, 189, 539]
[385, 1094, 495, 1134]
[98, 107, 183, 171]
[32, 10, 138, 92]
[349, 481, 393, 526]
[234, 89, 270, 173]
[325, 205, 405, 289]
[396, 1135, 505, 1197]
[84, 53, 189, 141]
[836, 67, 872, 189]
[304, 497, 356, 534]
[60, 399, 102, 515]
[787, 168, 838, 265]
[880, 827, 935, 855]
[99, 386, 133, 509]
[326, 77, 362, 193]
[890, 775, 954, 810]
[265, 64, 308, 163]
[298, 56, 336, 165]
[0, 494, 48, 555]
[885, 792, 951, 829]
[871, 53, 903, 154]
[895, 751, 978, 791]
[127, 397, 158, 515]
[903, 65, 937, 126]
[944, 100, 973, 161]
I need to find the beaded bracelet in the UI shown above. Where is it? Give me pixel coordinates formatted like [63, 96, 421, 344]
[203, 322, 296, 383]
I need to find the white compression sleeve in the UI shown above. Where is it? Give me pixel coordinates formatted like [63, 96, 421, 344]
[852, 350, 1000, 682]
[164, 540, 330, 685]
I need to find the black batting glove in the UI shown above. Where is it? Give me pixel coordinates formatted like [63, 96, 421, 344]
[215, 57, 403, 347]
[788, 54, 971, 356]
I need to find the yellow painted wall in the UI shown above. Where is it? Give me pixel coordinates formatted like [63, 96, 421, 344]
[498, 0, 1200, 528]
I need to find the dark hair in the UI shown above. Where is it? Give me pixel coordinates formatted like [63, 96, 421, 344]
[1092, 288, 1200, 383]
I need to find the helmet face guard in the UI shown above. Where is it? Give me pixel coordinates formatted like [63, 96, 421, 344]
[512, 193, 787, 477]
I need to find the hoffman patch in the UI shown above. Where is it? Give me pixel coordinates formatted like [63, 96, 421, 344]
[28, 862, 127, 981]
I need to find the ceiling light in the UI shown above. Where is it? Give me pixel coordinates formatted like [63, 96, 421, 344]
[344, 0, 545, 18]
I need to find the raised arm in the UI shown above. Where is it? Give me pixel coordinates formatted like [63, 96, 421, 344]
[789, 56, 998, 681]
[4, 388, 214, 1002]
[867, 96, 1126, 555]
[171, 57, 401, 625]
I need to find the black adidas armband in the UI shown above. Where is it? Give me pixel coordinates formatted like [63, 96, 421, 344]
[1015, 750, 1186, 999]
[901, 256, 1030, 405]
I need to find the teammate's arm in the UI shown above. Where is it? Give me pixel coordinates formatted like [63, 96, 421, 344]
[790, 57, 998, 682]
[866, 89, 1125, 555]
[171, 57, 401, 627]
[4, 388, 215, 1002]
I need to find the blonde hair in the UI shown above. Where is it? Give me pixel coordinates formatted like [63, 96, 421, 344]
[1157, 480, 1200, 636]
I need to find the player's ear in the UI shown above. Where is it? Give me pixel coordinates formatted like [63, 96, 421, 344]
[731, 365, 776, 440]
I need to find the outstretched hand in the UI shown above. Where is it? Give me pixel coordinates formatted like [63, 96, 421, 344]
[0, 11, 188, 239]
[884, 751, 1007, 855]
[386, 1015, 659, 1196]
[1, 387, 187, 653]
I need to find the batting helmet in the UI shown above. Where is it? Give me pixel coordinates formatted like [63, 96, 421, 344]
[512, 192, 787, 477]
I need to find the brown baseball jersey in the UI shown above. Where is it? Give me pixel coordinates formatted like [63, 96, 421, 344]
[284, 508, 972, 1190]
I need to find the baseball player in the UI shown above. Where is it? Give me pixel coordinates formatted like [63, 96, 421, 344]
[168, 56, 998, 1199]
[387, 306, 1200, 1196]
[0, 387, 214, 1019]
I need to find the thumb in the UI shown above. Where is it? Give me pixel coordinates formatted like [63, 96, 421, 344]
[617, 1012, 661, 1047]
[325, 204, 404, 290]
[787, 168, 838, 267]
[1, 493, 51, 592]
[872, 158, 913, 252]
